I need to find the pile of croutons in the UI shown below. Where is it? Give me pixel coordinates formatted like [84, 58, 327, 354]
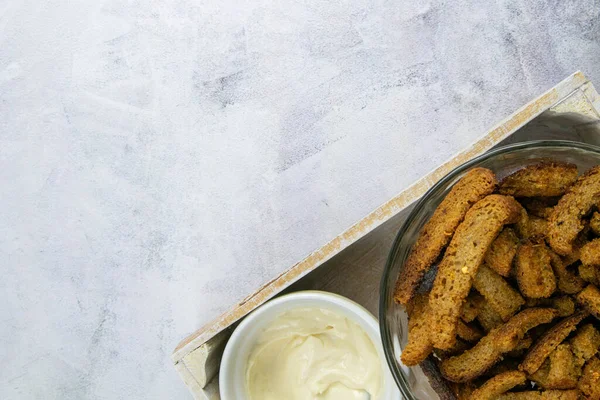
[394, 161, 600, 399]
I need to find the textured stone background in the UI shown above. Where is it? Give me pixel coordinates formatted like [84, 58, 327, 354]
[1, 0, 599, 398]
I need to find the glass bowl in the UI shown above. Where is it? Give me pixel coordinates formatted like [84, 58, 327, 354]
[379, 140, 600, 400]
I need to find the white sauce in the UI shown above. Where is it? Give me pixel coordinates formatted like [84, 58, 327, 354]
[245, 307, 382, 400]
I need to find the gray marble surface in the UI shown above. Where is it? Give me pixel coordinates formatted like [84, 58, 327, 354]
[1, 0, 599, 399]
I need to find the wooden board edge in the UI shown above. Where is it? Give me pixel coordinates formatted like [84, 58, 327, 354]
[174, 359, 204, 399]
[581, 76, 600, 115]
[171, 71, 588, 365]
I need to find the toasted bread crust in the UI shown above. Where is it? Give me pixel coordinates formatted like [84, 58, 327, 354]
[579, 264, 600, 286]
[434, 338, 472, 360]
[439, 333, 502, 382]
[515, 334, 534, 351]
[499, 161, 578, 197]
[529, 358, 553, 387]
[507, 335, 535, 358]
[529, 217, 549, 241]
[578, 357, 600, 399]
[581, 238, 600, 267]
[548, 165, 600, 255]
[461, 292, 483, 323]
[548, 251, 585, 295]
[451, 382, 476, 400]
[515, 206, 530, 239]
[562, 252, 581, 271]
[570, 324, 600, 368]
[551, 296, 576, 317]
[401, 293, 434, 366]
[485, 228, 519, 277]
[457, 319, 483, 342]
[576, 284, 600, 319]
[440, 308, 557, 382]
[530, 343, 580, 390]
[497, 390, 580, 400]
[520, 311, 588, 374]
[473, 264, 524, 321]
[590, 211, 600, 236]
[547, 344, 580, 389]
[495, 308, 559, 351]
[516, 243, 557, 299]
[471, 370, 526, 400]
[515, 207, 549, 242]
[485, 358, 522, 377]
[561, 230, 589, 267]
[394, 167, 497, 304]
[429, 195, 521, 349]
[478, 297, 505, 332]
[521, 197, 560, 219]
[524, 297, 575, 317]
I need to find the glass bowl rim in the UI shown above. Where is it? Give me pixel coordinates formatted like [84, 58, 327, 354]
[378, 139, 600, 400]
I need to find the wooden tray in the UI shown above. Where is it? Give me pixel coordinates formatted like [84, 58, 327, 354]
[172, 71, 600, 400]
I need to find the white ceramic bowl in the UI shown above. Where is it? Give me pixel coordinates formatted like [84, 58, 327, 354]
[219, 290, 400, 400]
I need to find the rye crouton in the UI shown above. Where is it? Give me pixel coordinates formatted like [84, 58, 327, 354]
[520, 311, 589, 374]
[521, 197, 560, 219]
[548, 251, 585, 295]
[516, 210, 549, 242]
[485, 227, 520, 277]
[434, 338, 472, 360]
[394, 167, 497, 304]
[498, 161, 578, 198]
[546, 344, 580, 389]
[579, 263, 600, 286]
[478, 298, 506, 332]
[457, 319, 483, 342]
[524, 297, 575, 317]
[548, 165, 600, 256]
[590, 211, 600, 236]
[440, 308, 557, 382]
[581, 238, 600, 267]
[530, 344, 580, 389]
[461, 292, 484, 323]
[429, 195, 522, 349]
[578, 356, 600, 399]
[516, 243, 557, 299]
[473, 264, 524, 321]
[576, 284, 600, 319]
[470, 370, 526, 400]
[497, 390, 580, 400]
[550, 296, 576, 317]
[570, 324, 600, 368]
[400, 293, 434, 366]
[506, 335, 534, 358]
